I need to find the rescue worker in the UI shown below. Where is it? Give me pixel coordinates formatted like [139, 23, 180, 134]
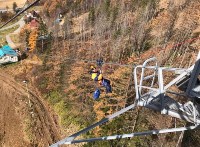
[89, 65, 103, 84]
[89, 65, 112, 100]
[102, 78, 112, 93]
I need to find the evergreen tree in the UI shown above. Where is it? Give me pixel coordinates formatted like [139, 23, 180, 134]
[12, 2, 17, 12]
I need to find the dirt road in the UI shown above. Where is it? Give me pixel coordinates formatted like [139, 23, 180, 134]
[0, 70, 60, 146]
[5, 16, 25, 48]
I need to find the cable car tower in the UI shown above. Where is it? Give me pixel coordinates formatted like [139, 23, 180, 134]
[51, 51, 200, 147]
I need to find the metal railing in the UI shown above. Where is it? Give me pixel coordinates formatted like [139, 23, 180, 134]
[134, 57, 158, 104]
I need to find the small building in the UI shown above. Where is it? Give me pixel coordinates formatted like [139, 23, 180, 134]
[24, 11, 40, 24]
[0, 45, 18, 65]
[29, 19, 39, 28]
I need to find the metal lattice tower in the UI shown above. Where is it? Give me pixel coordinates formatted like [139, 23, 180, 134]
[50, 51, 200, 147]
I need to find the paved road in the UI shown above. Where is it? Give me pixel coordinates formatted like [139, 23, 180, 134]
[3, 17, 25, 48]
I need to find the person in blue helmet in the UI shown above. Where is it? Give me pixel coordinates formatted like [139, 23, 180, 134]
[93, 79, 112, 100]
[102, 78, 112, 93]
[90, 66, 112, 100]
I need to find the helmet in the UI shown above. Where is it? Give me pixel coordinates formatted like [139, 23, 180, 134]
[90, 66, 95, 70]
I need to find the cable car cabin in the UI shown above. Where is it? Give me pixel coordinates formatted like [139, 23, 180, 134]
[0, 45, 18, 65]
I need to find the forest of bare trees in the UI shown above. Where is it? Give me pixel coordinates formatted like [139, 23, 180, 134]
[33, 0, 200, 146]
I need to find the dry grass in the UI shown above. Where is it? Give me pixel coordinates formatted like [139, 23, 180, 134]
[0, 0, 26, 9]
[10, 33, 19, 44]
[0, 25, 19, 46]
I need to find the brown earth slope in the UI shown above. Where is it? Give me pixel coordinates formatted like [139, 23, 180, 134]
[1, 0, 200, 146]
[0, 70, 60, 147]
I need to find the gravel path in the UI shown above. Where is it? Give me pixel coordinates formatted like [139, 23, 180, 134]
[2, 17, 25, 48]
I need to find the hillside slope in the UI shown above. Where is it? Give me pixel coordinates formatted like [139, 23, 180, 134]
[0, 69, 60, 146]
[38, 0, 200, 146]
[0, 0, 200, 146]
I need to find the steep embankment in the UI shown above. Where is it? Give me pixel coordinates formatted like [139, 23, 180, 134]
[0, 69, 60, 146]
[0, 72, 28, 146]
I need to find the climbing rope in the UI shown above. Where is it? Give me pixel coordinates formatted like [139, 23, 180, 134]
[170, 36, 200, 49]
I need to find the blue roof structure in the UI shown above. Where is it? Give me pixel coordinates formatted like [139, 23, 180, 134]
[0, 45, 18, 58]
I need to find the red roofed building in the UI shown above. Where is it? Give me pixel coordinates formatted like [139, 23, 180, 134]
[29, 19, 39, 29]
